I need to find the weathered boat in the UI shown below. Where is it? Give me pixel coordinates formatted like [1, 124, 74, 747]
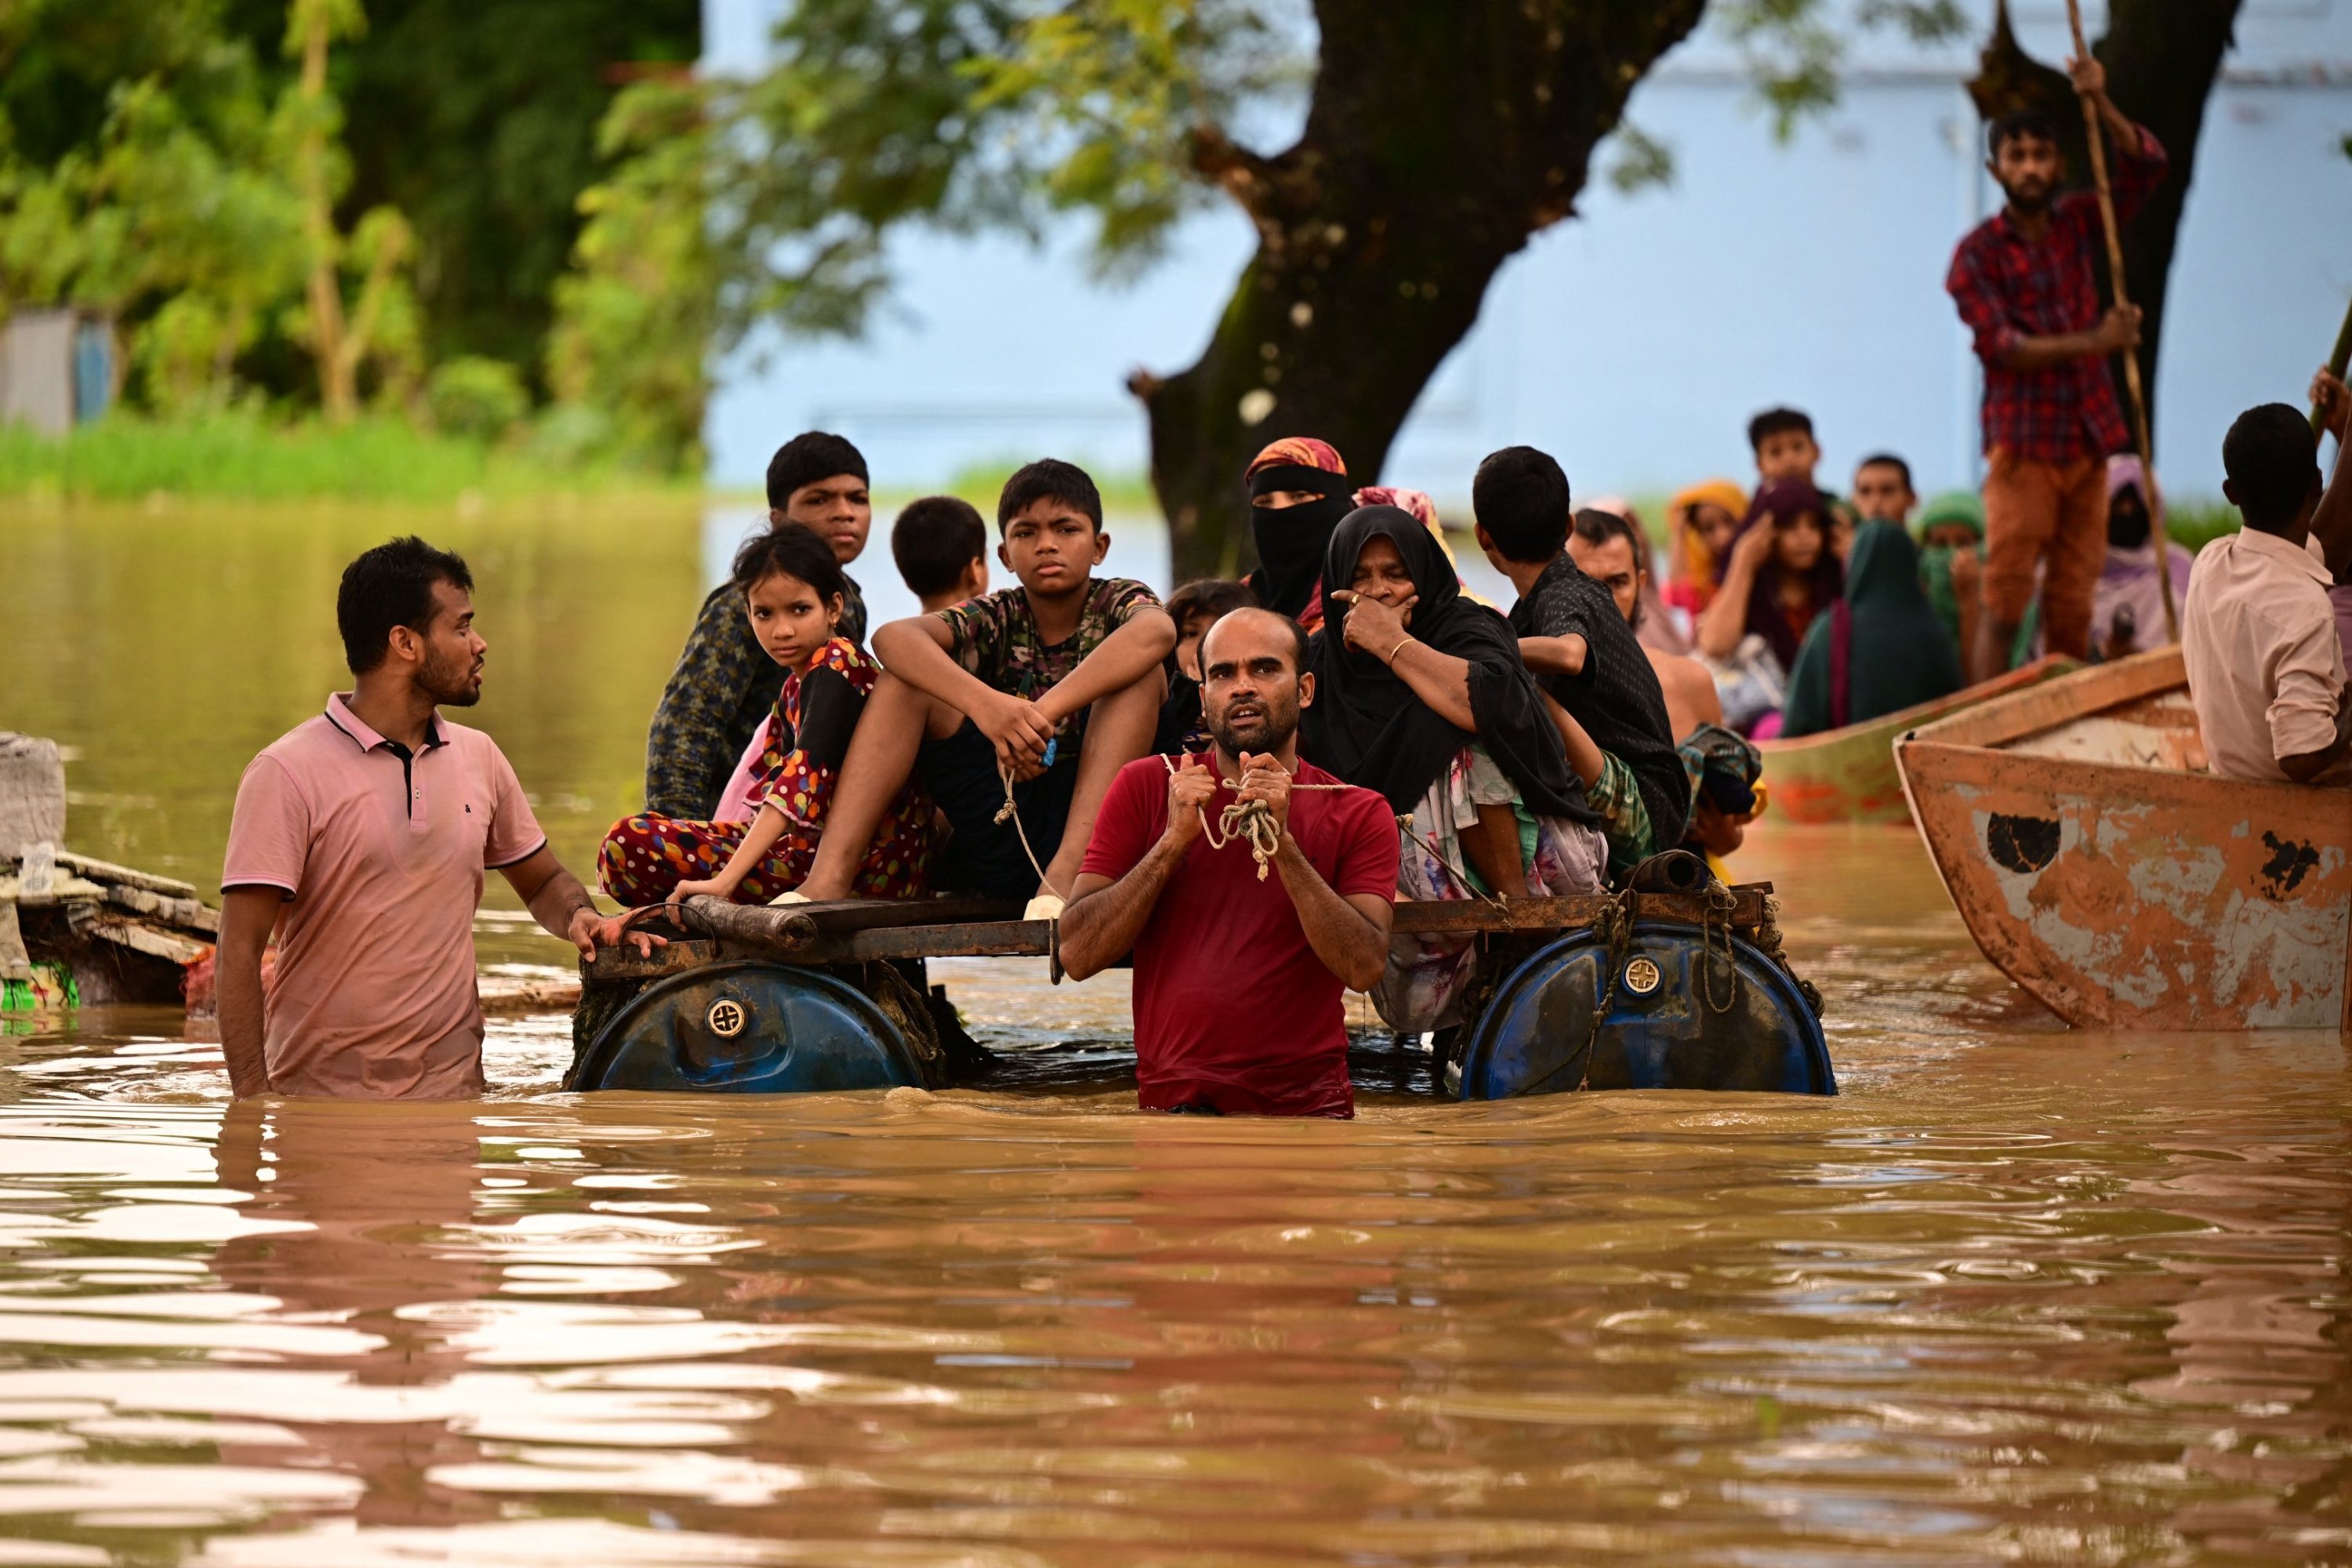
[1894, 646, 2350, 1032]
[1760, 655, 2081, 823]
[569, 853, 1837, 1101]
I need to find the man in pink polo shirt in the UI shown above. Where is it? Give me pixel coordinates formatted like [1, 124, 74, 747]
[219, 537, 653, 1099]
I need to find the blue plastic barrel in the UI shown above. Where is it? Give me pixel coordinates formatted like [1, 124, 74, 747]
[1456, 920, 1835, 1098]
[572, 961, 932, 1093]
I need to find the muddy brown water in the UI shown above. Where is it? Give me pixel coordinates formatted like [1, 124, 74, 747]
[1, 505, 2347, 1565]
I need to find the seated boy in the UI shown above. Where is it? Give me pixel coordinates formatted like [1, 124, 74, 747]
[792, 459, 1177, 913]
[1852, 452, 1917, 526]
[891, 495, 990, 613]
[1472, 445, 1688, 878]
[1678, 724, 1767, 884]
[2181, 403, 2352, 785]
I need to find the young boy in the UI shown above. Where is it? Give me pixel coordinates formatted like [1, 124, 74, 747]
[1749, 408, 1823, 487]
[792, 459, 1176, 914]
[891, 495, 990, 613]
[1852, 452, 1918, 526]
[2181, 403, 2352, 786]
[1751, 407, 1853, 559]
[1472, 445, 1688, 877]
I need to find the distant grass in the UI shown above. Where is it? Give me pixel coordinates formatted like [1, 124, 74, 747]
[0, 412, 690, 503]
[2166, 500, 2238, 553]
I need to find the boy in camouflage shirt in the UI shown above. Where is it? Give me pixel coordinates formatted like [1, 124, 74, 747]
[793, 459, 1175, 913]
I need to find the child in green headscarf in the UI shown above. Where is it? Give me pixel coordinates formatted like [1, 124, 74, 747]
[1914, 492, 1985, 658]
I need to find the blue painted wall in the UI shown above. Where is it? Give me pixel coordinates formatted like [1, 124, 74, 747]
[704, 0, 2352, 506]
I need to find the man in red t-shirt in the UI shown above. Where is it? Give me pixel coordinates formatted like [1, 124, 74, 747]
[1063, 608, 1399, 1117]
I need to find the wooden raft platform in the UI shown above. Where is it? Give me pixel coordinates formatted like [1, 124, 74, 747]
[584, 885, 1776, 985]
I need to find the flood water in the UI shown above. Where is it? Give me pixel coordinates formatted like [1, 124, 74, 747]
[1, 504, 2347, 1565]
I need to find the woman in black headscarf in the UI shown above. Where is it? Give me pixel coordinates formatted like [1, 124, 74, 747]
[1303, 505, 1610, 1032]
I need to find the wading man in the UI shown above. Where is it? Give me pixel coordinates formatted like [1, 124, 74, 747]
[218, 538, 652, 1099]
[1946, 54, 2165, 681]
[1060, 608, 1399, 1118]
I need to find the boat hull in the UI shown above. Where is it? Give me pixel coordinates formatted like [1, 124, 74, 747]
[1896, 649, 2350, 1031]
[1761, 655, 2079, 824]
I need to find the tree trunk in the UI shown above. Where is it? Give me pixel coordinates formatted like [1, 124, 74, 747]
[295, 0, 357, 423]
[1967, 0, 2244, 450]
[1133, 0, 1706, 580]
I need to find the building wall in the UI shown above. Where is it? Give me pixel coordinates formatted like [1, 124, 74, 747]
[704, 0, 2352, 505]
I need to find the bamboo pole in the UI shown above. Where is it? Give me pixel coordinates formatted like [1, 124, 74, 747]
[2063, 0, 2178, 642]
[2314, 290, 2352, 435]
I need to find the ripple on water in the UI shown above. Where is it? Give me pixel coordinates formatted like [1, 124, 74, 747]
[0, 829, 2341, 1563]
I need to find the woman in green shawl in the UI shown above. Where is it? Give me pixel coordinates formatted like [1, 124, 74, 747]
[1780, 520, 1966, 737]
[1913, 491, 1984, 655]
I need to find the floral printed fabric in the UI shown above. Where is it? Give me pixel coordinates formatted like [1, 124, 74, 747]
[643, 575, 867, 821]
[601, 637, 930, 906]
[1370, 744, 1609, 1035]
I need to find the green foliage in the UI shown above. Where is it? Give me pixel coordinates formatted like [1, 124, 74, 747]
[0, 409, 685, 502]
[546, 78, 712, 471]
[688, 0, 1298, 350]
[426, 354, 528, 441]
[1718, 0, 1969, 141]
[332, 0, 699, 380]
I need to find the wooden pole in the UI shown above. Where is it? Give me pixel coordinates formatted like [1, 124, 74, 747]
[2063, 0, 2178, 642]
[2314, 289, 2352, 435]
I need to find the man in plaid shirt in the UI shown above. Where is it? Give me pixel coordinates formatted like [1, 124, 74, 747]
[1946, 53, 2165, 680]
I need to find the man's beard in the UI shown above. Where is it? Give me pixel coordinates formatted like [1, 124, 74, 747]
[1209, 702, 1298, 759]
[2002, 179, 2053, 216]
[419, 650, 482, 707]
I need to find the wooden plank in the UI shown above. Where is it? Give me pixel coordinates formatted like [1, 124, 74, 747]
[1389, 886, 1769, 933]
[583, 938, 718, 984]
[786, 920, 1054, 964]
[105, 884, 219, 935]
[53, 851, 200, 899]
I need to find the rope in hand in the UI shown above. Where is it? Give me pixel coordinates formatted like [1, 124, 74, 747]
[1160, 754, 1350, 882]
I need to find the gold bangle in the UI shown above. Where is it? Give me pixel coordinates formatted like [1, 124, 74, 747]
[1387, 635, 1415, 663]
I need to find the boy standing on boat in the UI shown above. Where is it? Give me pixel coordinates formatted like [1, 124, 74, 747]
[218, 538, 653, 1099]
[645, 432, 876, 820]
[790, 460, 1175, 916]
[1061, 609, 1398, 1118]
[1945, 55, 2165, 681]
[2182, 402, 2352, 786]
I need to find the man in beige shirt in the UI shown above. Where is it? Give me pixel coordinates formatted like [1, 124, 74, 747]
[2182, 401, 2352, 786]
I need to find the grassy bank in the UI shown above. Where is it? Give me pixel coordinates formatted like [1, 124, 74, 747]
[0, 413, 691, 503]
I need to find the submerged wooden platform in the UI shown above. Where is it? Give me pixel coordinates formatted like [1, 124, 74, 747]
[583, 884, 1777, 984]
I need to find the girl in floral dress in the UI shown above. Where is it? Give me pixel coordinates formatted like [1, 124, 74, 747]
[598, 525, 931, 906]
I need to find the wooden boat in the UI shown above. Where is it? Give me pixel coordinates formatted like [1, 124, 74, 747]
[1761, 655, 2081, 823]
[1895, 646, 2350, 1031]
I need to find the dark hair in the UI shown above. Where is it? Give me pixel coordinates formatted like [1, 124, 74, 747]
[734, 521, 847, 606]
[1199, 605, 1311, 676]
[1856, 452, 1914, 491]
[1988, 108, 2060, 160]
[764, 431, 868, 510]
[1570, 506, 1646, 563]
[1471, 445, 1573, 564]
[2222, 403, 2320, 535]
[1166, 578, 1257, 629]
[337, 535, 474, 675]
[890, 495, 988, 597]
[997, 458, 1102, 532]
[1747, 407, 1814, 452]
